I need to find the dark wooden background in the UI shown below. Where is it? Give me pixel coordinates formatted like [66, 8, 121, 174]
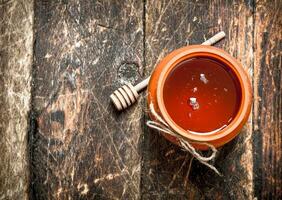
[0, 0, 281, 199]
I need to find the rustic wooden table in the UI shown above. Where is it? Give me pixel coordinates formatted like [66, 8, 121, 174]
[0, 0, 281, 199]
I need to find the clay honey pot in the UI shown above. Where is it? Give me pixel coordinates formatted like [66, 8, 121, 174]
[147, 45, 252, 150]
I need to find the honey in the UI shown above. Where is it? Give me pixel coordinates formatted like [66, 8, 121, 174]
[163, 57, 242, 134]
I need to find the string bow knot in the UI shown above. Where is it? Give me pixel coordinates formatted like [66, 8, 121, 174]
[146, 103, 221, 175]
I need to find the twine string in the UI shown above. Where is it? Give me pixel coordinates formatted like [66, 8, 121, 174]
[146, 103, 221, 175]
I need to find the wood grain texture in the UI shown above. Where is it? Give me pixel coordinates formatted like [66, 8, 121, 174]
[0, 0, 278, 199]
[141, 0, 254, 199]
[30, 0, 144, 199]
[0, 0, 33, 199]
[253, 0, 282, 199]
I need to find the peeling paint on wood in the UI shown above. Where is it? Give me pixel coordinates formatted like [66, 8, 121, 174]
[0, 0, 34, 199]
[253, 0, 282, 199]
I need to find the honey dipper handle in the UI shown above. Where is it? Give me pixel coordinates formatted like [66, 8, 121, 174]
[201, 31, 226, 45]
[134, 77, 150, 92]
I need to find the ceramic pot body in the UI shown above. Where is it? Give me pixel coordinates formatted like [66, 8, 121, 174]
[147, 45, 252, 150]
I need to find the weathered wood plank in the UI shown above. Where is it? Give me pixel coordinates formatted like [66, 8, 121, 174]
[30, 0, 144, 199]
[141, 0, 254, 199]
[253, 0, 282, 199]
[0, 0, 33, 199]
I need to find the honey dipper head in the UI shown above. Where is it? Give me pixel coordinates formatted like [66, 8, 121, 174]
[110, 83, 139, 111]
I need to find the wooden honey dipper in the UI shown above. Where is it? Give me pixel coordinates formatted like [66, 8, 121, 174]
[110, 31, 226, 111]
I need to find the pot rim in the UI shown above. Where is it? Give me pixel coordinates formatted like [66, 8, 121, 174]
[156, 45, 252, 142]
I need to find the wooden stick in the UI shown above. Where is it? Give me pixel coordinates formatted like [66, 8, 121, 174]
[110, 31, 226, 111]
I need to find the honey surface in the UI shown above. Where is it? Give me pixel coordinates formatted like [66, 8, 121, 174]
[163, 57, 241, 134]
